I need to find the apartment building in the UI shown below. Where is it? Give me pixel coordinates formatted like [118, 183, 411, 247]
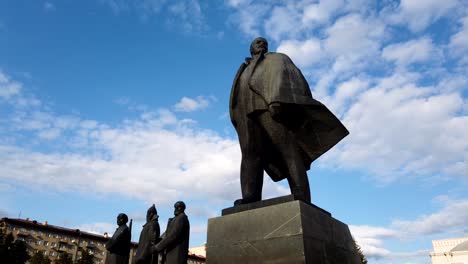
[1, 217, 131, 263]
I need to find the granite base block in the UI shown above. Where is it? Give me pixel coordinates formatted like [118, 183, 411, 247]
[206, 200, 362, 264]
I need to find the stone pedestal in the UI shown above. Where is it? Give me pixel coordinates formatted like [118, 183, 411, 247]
[206, 196, 361, 264]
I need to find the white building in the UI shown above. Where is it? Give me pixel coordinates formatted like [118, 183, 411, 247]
[430, 237, 468, 264]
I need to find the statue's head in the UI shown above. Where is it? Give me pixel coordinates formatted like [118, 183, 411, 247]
[250, 37, 268, 56]
[117, 213, 128, 226]
[174, 201, 186, 216]
[146, 204, 158, 222]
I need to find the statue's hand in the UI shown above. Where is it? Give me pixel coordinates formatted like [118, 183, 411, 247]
[152, 242, 162, 253]
[269, 103, 282, 121]
[151, 244, 157, 253]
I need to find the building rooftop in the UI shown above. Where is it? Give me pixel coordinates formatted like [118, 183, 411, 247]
[1, 217, 135, 245]
[451, 240, 468, 252]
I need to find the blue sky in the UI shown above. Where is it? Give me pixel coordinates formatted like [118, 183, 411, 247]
[1, 0, 467, 263]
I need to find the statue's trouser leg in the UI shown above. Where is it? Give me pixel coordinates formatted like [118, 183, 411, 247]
[257, 112, 311, 203]
[238, 115, 264, 203]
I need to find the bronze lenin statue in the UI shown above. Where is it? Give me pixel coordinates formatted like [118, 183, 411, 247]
[229, 37, 349, 205]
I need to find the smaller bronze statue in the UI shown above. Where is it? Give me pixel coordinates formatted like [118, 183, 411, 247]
[105, 213, 131, 264]
[153, 201, 190, 264]
[134, 204, 161, 264]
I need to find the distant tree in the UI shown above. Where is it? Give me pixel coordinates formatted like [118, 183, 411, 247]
[0, 228, 4, 243]
[76, 249, 94, 264]
[354, 239, 368, 264]
[0, 232, 30, 264]
[11, 240, 30, 264]
[4, 232, 14, 245]
[56, 252, 73, 264]
[29, 251, 51, 264]
[0, 228, 9, 259]
[0, 228, 7, 261]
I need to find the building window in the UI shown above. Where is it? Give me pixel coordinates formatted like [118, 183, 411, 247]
[37, 231, 42, 236]
[49, 251, 54, 256]
[35, 240, 41, 246]
[8, 226, 15, 231]
[51, 242, 57, 247]
[31, 230, 36, 235]
[44, 241, 49, 247]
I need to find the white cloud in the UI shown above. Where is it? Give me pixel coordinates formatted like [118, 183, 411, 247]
[392, 199, 468, 238]
[382, 37, 437, 66]
[389, 0, 461, 32]
[173, 96, 214, 112]
[99, 0, 207, 33]
[309, 14, 386, 97]
[0, 71, 22, 100]
[226, 0, 376, 42]
[328, 77, 369, 116]
[226, 0, 250, 8]
[322, 71, 468, 183]
[276, 38, 323, 68]
[302, 0, 344, 25]
[436, 74, 468, 93]
[264, 5, 301, 42]
[0, 120, 242, 205]
[350, 198, 468, 261]
[166, 0, 206, 33]
[0, 72, 276, 207]
[0, 74, 245, 207]
[38, 128, 62, 140]
[226, 2, 270, 38]
[449, 16, 468, 58]
[77, 222, 116, 236]
[324, 14, 385, 59]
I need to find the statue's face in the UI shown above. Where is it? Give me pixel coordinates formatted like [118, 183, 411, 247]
[250, 37, 268, 55]
[174, 202, 184, 216]
[146, 211, 153, 222]
[117, 214, 127, 226]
